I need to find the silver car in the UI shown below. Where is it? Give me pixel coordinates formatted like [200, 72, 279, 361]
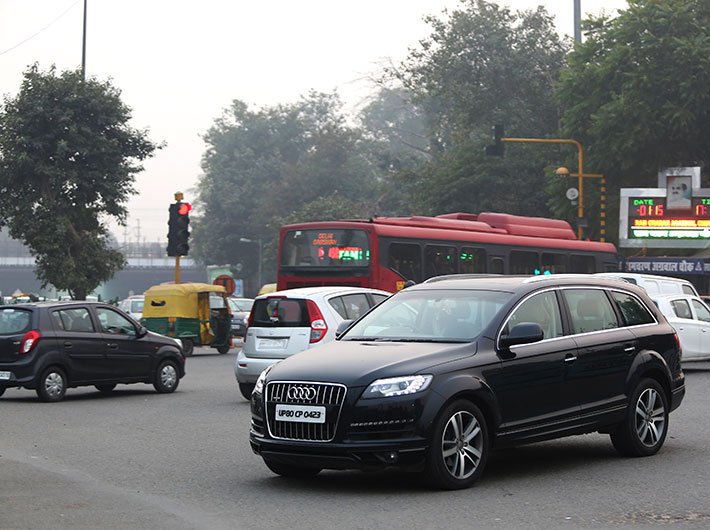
[234, 286, 390, 399]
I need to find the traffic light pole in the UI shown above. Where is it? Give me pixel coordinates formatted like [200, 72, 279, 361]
[175, 255, 181, 284]
[500, 138, 586, 239]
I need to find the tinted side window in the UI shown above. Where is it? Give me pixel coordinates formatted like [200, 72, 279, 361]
[96, 307, 137, 336]
[691, 299, 710, 322]
[563, 289, 619, 334]
[333, 294, 370, 320]
[371, 294, 389, 306]
[506, 291, 563, 340]
[610, 292, 655, 326]
[55, 308, 95, 333]
[509, 250, 539, 274]
[389, 243, 421, 282]
[460, 247, 486, 273]
[682, 284, 696, 295]
[424, 245, 457, 278]
[569, 255, 595, 273]
[329, 297, 347, 319]
[670, 299, 692, 319]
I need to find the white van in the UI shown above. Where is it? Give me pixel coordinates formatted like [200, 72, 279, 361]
[595, 272, 699, 297]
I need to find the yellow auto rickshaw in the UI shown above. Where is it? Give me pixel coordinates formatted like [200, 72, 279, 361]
[142, 283, 232, 356]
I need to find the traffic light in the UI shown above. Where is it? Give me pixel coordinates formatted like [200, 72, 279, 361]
[167, 201, 191, 256]
[484, 124, 505, 156]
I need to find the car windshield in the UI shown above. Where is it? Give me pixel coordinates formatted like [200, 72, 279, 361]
[131, 300, 144, 313]
[342, 289, 512, 343]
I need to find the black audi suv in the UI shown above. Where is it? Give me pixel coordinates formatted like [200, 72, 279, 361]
[248, 275, 685, 489]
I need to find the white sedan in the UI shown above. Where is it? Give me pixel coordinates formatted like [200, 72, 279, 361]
[651, 294, 710, 362]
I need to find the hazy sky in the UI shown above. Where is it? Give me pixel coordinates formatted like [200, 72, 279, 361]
[0, 0, 628, 242]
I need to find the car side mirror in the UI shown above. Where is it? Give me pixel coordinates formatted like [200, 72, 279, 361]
[499, 322, 544, 348]
[137, 326, 148, 338]
[335, 320, 354, 339]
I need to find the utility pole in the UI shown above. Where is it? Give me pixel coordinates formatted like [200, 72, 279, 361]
[81, 0, 87, 79]
[574, 0, 581, 43]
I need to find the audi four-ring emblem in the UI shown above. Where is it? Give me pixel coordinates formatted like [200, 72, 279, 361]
[287, 386, 317, 400]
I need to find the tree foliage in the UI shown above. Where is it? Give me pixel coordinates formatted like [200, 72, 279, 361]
[192, 91, 394, 283]
[0, 65, 159, 299]
[387, 0, 569, 217]
[556, 0, 710, 242]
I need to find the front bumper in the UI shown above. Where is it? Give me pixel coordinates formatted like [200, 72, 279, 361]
[250, 431, 428, 471]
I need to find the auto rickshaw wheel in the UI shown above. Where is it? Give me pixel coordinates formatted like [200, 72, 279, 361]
[217, 343, 230, 354]
[181, 338, 194, 357]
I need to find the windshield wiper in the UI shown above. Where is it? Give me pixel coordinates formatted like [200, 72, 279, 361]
[343, 337, 468, 343]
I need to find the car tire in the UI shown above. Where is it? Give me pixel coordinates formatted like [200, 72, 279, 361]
[95, 384, 117, 394]
[425, 399, 489, 490]
[239, 383, 255, 400]
[610, 378, 669, 457]
[264, 460, 322, 478]
[181, 339, 194, 357]
[153, 360, 180, 394]
[0, 387, 5, 398]
[36, 366, 67, 403]
[217, 343, 230, 354]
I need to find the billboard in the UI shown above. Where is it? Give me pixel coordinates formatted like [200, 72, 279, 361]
[619, 167, 709, 248]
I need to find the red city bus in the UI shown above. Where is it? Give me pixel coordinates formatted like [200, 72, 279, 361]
[277, 212, 619, 292]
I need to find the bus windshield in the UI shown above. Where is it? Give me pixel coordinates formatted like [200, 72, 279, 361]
[281, 229, 370, 268]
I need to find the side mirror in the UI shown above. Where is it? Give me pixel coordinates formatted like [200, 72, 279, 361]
[499, 322, 544, 348]
[335, 319, 354, 339]
[137, 326, 148, 338]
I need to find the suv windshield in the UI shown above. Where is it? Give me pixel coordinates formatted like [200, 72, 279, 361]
[0, 307, 32, 335]
[343, 289, 512, 342]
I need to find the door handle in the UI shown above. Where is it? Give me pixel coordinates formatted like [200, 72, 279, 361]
[624, 346, 635, 353]
[564, 354, 577, 363]
[63, 342, 72, 348]
[107, 343, 118, 349]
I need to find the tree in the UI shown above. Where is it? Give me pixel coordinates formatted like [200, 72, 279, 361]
[191, 91, 385, 280]
[557, 0, 710, 241]
[0, 65, 159, 299]
[387, 0, 568, 216]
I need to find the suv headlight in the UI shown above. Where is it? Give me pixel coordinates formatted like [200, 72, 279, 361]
[362, 375, 433, 399]
[173, 338, 183, 349]
[254, 363, 278, 395]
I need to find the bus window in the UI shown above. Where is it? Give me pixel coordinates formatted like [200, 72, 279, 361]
[490, 257, 504, 274]
[389, 243, 421, 283]
[541, 253, 567, 274]
[424, 245, 457, 278]
[460, 247, 486, 273]
[510, 250, 539, 274]
[570, 254, 596, 273]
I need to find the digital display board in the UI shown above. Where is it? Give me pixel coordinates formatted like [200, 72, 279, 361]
[619, 168, 708, 249]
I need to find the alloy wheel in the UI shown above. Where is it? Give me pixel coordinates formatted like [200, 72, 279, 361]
[635, 387, 666, 447]
[441, 410, 484, 480]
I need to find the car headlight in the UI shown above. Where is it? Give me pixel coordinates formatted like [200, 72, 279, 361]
[362, 375, 433, 399]
[173, 338, 183, 349]
[254, 363, 278, 395]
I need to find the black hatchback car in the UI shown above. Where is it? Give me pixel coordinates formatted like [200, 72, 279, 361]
[249, 275, 686, 489]
[0, 301, 185, 402]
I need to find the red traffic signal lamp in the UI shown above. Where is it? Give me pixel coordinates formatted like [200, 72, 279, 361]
[167, 201, 191, 257]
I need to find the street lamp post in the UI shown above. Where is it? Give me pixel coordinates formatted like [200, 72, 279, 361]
[556, 168, 607, 242]
[239, 237, 263, 290]
[500, 137, 586, 239]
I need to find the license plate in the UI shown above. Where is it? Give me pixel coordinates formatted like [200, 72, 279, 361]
[275, 404, 326, 424]
[0, 371, 11, 380]
[257, 338, 288, 349]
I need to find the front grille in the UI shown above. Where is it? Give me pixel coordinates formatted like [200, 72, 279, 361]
[265, 381, 347, 442]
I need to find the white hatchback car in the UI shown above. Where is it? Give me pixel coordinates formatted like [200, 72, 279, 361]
[650, 293, 710, 362]
[234, 286, 391, 399]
